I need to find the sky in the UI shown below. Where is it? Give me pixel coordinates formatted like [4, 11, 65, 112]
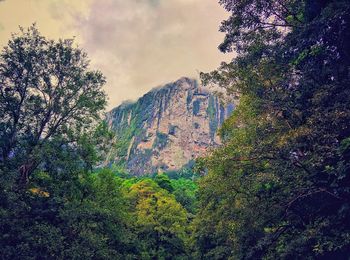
[0, 0, 231, 110]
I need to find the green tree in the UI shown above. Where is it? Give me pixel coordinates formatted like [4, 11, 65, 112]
[0, 25, 106, 185]
[171, 178, 198, 214]
[0, 26, 135, 259]
[125, 179, 191, 259]
[154, 173, 174, 193]
[194, 0, 350, 259]
[57, 169, 134, 259]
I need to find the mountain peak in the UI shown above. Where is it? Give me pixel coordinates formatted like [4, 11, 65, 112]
[106, 77, 235, 175]
[148, 77, 197, 94]
[174, 76, 197, 86]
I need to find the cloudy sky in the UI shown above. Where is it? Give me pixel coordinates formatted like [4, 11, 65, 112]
[0, 0, 231, 110]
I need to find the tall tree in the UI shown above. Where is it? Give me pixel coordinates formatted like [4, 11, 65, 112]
[125, 179, 191, 259]
[0, 25, 106, 185]
[195, 0, 350, 258]
[0, 26, 131, 259]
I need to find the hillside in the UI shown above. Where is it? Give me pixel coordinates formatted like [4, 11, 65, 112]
[105, 77, 235, 175]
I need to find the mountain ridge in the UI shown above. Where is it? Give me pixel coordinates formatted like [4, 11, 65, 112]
[106, 77, 235, 175]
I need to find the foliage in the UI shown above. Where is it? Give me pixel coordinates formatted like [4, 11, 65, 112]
[0, 26, 132, 259]
[0, 167, 134, 259]
[194, 0, 350, 259]
[154, 173, 174, 193]
[171, 178, 198, 214]
[0, 25, 106, 185]
[124, 178, 191, 259]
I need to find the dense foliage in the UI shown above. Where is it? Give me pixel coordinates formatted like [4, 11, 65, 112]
[0, 27, 199, 259]
[194, 0, 350, 259]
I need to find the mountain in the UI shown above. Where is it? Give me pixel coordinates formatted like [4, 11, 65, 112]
[105, 77, 235, 175]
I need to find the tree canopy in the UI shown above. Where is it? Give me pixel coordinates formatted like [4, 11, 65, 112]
[195, 0, 350, 258]
[0, 25, 106, 185]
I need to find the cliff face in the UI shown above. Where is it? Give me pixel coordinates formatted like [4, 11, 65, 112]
[106, 77, 235, 175]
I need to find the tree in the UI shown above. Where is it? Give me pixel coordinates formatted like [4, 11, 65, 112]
[195, 0, 350, 258]
[0, 25, 106, 185]
[0, 167, 134, 259]
[154, 173, 174, 193]
[0, 26, 131, 259]
[218, 0, 305, 54]
[125, 179, 191, 259]
[171, 178, 198, 214]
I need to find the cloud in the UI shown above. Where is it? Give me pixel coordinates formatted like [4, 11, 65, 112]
[0, 0, 230, 110]
[0, 0, 90, 46]
[75, 0, 230, 110]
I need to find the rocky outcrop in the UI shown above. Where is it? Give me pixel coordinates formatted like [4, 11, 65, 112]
[106, 77, 235, 175]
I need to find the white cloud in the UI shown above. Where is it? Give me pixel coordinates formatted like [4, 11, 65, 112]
[75, 0, 230, 110]
[0, 0, 231, 110]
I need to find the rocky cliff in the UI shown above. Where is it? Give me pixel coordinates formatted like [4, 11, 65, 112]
[105, 77, 235, 175]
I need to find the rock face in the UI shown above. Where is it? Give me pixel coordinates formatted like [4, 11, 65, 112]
[106, 77, 235, 175]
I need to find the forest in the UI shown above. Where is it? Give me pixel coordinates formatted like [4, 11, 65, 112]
[1, 0, 350, 259]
